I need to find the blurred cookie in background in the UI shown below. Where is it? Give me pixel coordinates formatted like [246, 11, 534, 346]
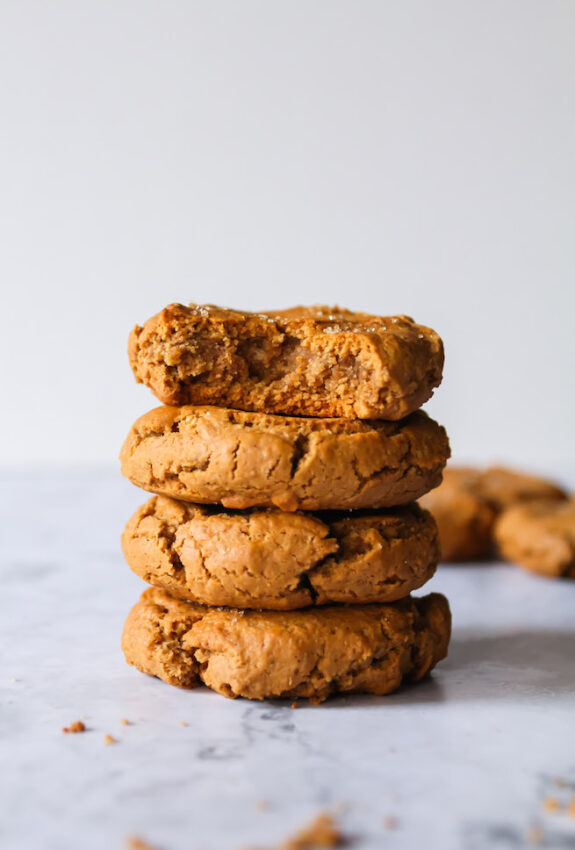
[495, 498, 575, 579]
[474, 466, 567, 512]
[421, 465, 568, 563]
[419, 467, 497, 561]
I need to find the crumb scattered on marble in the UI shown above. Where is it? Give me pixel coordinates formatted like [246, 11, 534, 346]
[125, 837, 161, 850]
[257, 800, 269, 812]
[278, 813, 345, 849]
[62, 721, 86, 734]
[179, 721, 188, 727]
[526, 824, 543, 845]
[121, 718, 132, 726]
[103, 733, 117, 745]
[291, 702, 298, 709]
[554, 777, 568, 788]
[9, 676, 16, 683]
[382, 815, 398, 830]
[568, 797, 575, 818]
[543, 797, 560, 813]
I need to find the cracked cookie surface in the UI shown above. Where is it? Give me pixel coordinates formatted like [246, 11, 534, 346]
[121, 588, 451, 701]
[122, 496, 439, 609]
[495, 498, 575, 578]
[128, 303, 444, 420]
[120, 405, 450, 511]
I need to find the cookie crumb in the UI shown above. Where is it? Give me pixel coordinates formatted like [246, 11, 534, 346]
[555, 777, 568, 788]
[256, 800, 269, 812]
[103, 733, 117, 745]
[9, 676, 16, 683]
[309, 698, 323, 707]
[125, 837, 160, 850]
[543, 797, 560, 813]
[382, 815, 398, 830]
[121, 718, 131, 726]
[179, 721, 188, 727]
[568, 797, 575, 818]
[279, 813, 345, 849]
[291, 702, 298, 709]
[62, 721, 86, 734]
[526, 824, 543, 845]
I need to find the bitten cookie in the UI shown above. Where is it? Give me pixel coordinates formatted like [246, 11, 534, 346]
[120, 405, 450, 512]
[128, 303, 444, 420]
[495, 498, 575, 578]
[122, 496, 439, 609]
[121, 588, 451, 701]
[420, 465, 567, 562]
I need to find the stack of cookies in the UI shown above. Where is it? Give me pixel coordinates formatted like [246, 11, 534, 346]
[120, 304, 452, 702]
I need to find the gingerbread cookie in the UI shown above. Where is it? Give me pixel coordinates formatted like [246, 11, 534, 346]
[122, 496, 439, 609]
[128, 303, 444, 420]
[495, 498, 575, 578]
[120, 405, 450, 512]
[122, 588, 451, 701]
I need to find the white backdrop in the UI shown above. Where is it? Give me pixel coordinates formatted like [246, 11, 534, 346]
[1, 1, 573, 470]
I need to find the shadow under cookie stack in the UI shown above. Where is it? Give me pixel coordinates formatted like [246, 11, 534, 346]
[120, 304, 452, 702]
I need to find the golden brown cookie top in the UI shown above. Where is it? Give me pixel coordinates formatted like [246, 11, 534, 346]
[128, 302, 444, 419]
[148, 302, 424, 336]
[120, 404, 450, 511]
[125, 399, 435, 440]
[122, 495, 439, 609]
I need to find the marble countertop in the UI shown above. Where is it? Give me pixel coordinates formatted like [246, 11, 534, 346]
[1, 471, 574, 850]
